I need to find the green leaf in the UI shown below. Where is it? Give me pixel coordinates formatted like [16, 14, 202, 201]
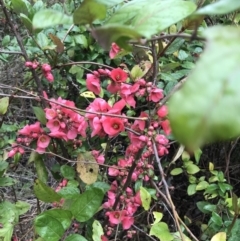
[32, 106, 47, 125]
[229, 219, 240, 241]
[0, 223, 13, 241]
[211, 212, 223, 226]
[169, 26, 240, 151]
[196, 181, 209, 191]
[107, 0, 196, 38]
[34, 154, 48, 183]
[20, 13, 32, 33]
[33, 179, 62, 203]
[34, 211, 67, 241]
[0, 97, 9, 115]
[211, 232, 226, 241]
[140, 186, 151, 211]
[170, 168, 183, 176]
[150, 222, 173, 241]
[11, 0, 29, 16]
[15, 201, 30, 215]
[153, 212, 163, 224]
[73, 0, 107, 25]
[0, 177, 15, 186]
[197, 0, 240, 15]
[65, 234, 88, 241]
[32, 10, 73, 29]
[91, 24, 142, 50]
[67, 188, 104, 222]
[197, 201, 212, 214]
[187, 184, 196, 196]
[186, 164, 200, 175]
[92, 220, 104, 241]
[60, 165, 75, 180]
[58, 186, 80, 199]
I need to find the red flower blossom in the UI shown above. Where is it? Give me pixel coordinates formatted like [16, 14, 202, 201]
[110, 68, 128, 83]
[102, 117, 124, 136]
[109, 42, 121, 59]
[86, 73, 101, 95]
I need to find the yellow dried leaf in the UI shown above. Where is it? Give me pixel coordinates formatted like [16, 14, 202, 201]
[76, 152, 99, 185]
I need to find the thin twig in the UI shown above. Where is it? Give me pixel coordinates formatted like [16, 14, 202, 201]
[0, 49, 24, 55]
[152, 142, 185, 241]
[132, 224, 157, 241]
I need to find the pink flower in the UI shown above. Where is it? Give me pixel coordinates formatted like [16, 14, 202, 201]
[25, 61, 33, 67]
[148, 87, 164, 102]
[37, 134, 50, 149]
[108, 166, 119, 176]
[157, 105, 168, 118]
[45, 108, 57, 120]
[102, 117, 124, 136]
[86, 74, 101, 95]
[101, 235, 108, 241]
[160, 120, 171, 135]
[106, 210, 134, 230]
[91, 117, 105, 137]
[107, 81, 121, 94]
[109, 43, 121, 59]
[45, 72, 54, 82]
[46, 119, 61, 132]
[42, 63, 52, 72]
[110, 68, 128, 83]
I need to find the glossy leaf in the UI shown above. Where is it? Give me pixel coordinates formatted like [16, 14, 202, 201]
[169, 26, 240, 151]
[68, 188, 104, 222]
[107, 0, 196, 38]
[32, 10, 73, 29]
[32, 106, 47, 125]
[34, 154, 48, 183]
[65, 234, 88, 241]
[73, 0, 107, 25]
[33, 179, 62, 203]
[35, 211, 67, 241]
[197, 0, 240, 15]
[0, 97, 9, 115]
[150, 222, 173, 241]
[140, 186, 151, 211]
[211, 212, 223, 226]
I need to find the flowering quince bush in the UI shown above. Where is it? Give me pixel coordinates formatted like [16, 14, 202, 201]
[2, 0, 240, 241]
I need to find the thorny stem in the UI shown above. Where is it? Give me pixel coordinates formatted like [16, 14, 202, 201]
[152, 142, 186, 241]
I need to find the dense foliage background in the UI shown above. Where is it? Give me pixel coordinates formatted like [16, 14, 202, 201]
[0, 0, 240, 241]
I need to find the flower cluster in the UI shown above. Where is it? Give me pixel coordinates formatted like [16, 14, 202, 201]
[45, 97, 88, 141]
[25, 61, 54, 82]
[86, 98, 126, 137]
[104, 181, 142, 231]
[86, 67, 164, 108]
[8, 122, 50, 157]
